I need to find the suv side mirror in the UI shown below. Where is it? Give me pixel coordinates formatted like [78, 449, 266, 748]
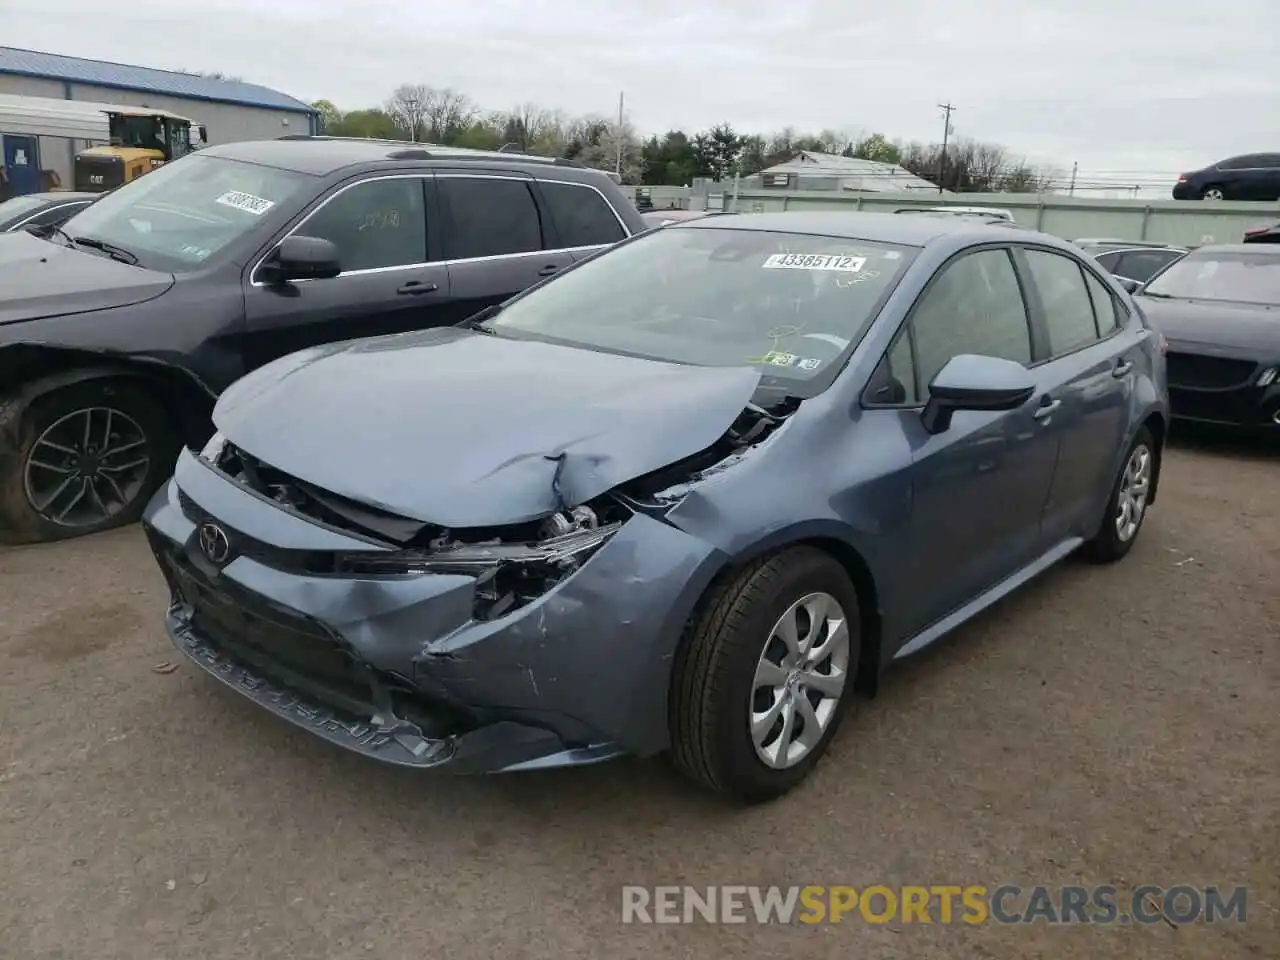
[262, 235, 341, 283]
[921, 354, 1036, 434]
[1114, 276, 1143, 294]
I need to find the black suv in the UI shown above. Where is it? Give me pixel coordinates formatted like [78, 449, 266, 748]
[1172, 153, 1280, 201]
[0, 137, 646, 545]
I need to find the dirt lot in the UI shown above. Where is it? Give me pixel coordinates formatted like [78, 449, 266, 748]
[1, 430, 1276, 960]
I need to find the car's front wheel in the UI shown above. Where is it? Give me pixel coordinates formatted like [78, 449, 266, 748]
[0, 379, 176, 545]
[1083, 426, 1155, 563]
[670, 547, 861, 803]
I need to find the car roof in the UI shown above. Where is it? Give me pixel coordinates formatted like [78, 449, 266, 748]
[677, 210, 1041, 247]
[197, 136, 604, 178]
[1188, 243, 1280, 255]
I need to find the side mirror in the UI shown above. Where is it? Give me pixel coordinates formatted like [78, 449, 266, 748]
[1114, 276, 1142, 294]
[921, 354, 1036, 434]
[262, 235, 341, 283]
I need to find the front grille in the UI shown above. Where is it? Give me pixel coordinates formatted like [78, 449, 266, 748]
[157, 543, 373, 708]
[1166, 352, 1258, 390]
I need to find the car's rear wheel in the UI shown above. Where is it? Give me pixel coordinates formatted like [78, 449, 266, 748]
[0, 380, 176, 545]
[1083, 426, 1155, 563]
[1200, 186, 1225, 200]
[669, 547, 861, 803]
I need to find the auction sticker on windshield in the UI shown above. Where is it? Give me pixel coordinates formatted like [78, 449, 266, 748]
[215, 191, 276, 216]
[763, 253, 866, 272]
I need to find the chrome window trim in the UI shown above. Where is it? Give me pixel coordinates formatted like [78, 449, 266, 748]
[250, 171, 630, 288]
[7, 200, 92, 231]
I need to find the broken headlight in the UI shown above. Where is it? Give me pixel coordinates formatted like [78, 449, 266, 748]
[336, 505, 626, 620]
[199, 431, 227, 464]
[338, 523, 620, 577]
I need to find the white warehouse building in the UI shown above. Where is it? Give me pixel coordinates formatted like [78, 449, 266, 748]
[0, 45, 317, 191]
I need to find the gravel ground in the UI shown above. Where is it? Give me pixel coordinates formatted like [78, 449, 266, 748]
[1, 430, 1276, 960]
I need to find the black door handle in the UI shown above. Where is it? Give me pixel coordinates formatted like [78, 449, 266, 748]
[1112, 359, 1134, 377]
[397, 281, 438, 296]
[537, 265, 560, 277]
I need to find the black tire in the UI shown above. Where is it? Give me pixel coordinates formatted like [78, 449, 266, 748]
[1199, 185, 1225, 201]
[1083, 426, 1155, 564]
[0, 379, 177, 546]
[669, 546, 862, 803]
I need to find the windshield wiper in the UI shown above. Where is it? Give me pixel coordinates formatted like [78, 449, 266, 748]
[457, 303, 503, 333]
[70, 236, 139, 265]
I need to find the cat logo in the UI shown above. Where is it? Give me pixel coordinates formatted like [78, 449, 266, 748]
[89, 175, 104, 185]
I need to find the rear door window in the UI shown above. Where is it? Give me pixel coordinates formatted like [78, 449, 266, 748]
[1023, 249, 1100, 356]
[437, 176, 544, 260]
[538, 180, 626, 248]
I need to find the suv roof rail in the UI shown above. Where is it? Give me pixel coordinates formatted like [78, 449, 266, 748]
[274, 134, 590, 169]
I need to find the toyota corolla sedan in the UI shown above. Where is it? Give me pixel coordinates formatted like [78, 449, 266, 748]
[142, 212, 1169, 802]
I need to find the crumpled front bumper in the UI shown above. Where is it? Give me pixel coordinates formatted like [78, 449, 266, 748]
[142, 449, 725, 772]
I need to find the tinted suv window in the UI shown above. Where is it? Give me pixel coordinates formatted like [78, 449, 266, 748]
[301, 177, 426, 272]
[1114, 249, 1181, 283]
[910, 248, 1032, 392]
[539, 180, 625, 247]
[1093, 250, 1121, 273]
[1083, 270, 1121, 335]
[438, 177, 543, 259]
[1023, 249, 1099, 355]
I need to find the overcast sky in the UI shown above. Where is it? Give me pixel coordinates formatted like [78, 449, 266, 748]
[3, 0, 1278, 187]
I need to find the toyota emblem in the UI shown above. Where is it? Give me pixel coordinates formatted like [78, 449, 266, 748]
[198, 521, 232, 564]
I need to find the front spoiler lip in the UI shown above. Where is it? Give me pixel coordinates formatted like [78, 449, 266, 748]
[164, 610, 625, 773]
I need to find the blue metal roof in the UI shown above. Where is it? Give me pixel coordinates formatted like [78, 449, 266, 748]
[0, 46, 316, 114]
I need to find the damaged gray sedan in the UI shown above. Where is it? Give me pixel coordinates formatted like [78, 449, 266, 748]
[142, 212, 1168, 802]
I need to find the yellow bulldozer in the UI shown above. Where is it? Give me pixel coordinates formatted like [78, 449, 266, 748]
[73, 107, 207, 192]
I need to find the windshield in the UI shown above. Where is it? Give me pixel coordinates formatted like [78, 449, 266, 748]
[60, 155, 312, 272]
[488, 226, 915, 388]
[1143, 250, 1280, 306]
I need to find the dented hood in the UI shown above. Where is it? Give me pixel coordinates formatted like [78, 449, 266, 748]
[0, 231, 173, 326]
[214, 327, 762, 527]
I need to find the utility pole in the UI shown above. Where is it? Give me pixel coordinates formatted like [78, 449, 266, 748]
[1069, 161, 1078, 196]
[937, 101, 955, 194]
[615, 91, 624, 178]
[404, 98, 419, 143]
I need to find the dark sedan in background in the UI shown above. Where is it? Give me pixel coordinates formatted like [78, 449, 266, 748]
[1135, 244, 1280, 431]
[0, 192, 96, 233]
[1172, 153, 1280, 202]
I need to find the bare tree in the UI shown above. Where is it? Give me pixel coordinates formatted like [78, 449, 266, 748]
[425, 88, 475, 142]
[386, 83, 432, 141]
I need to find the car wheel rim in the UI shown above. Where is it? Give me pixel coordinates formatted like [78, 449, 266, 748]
[749, 591, 850, 770]
[1114, 443, 1151, 543]
[22, 406, 151, 528]
[1204, 189, 1223, 200]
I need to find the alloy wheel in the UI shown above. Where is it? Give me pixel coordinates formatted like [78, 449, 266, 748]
[1202, 188, 1224, 200]
[22, 406, 152, 528]
[1115, 443, 1152, 543]
[749, 592, 850, 770]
